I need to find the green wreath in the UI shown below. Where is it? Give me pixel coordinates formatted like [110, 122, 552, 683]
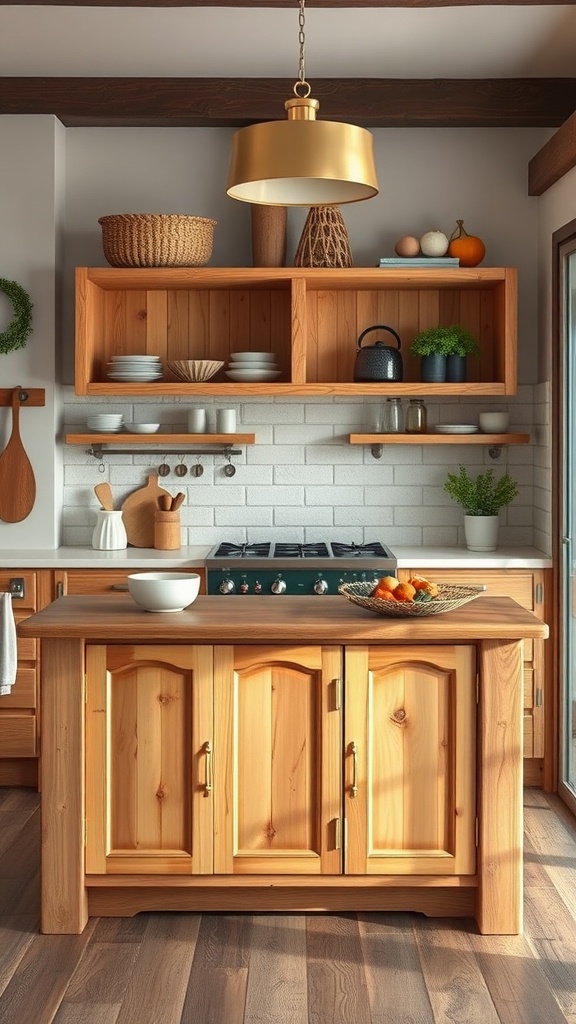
[0, 278, 33, 355]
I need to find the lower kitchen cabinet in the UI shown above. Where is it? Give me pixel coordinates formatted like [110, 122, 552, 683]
[0, 569, 52, 787]
[84, 641, 477, 881]
[405, 567, 549, 784]
[53, 566, 206, 597]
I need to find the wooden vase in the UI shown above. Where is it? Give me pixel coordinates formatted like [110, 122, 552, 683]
[250, 205, 287, 267]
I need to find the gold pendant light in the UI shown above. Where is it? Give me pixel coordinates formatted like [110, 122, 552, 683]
[226, 0, 379, 207]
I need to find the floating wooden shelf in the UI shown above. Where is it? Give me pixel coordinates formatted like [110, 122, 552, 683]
[65, 433, 256, 446]
[349, 433, 530, 445]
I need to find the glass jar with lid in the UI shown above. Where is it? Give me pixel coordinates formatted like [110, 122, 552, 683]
[383, 397, 403, 433]
[405, 398, 428, 433]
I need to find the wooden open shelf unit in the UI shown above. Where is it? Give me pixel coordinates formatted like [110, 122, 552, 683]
[75, 266, 518, 398]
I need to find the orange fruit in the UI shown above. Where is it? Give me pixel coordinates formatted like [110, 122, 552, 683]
[393, 582, 416, 602]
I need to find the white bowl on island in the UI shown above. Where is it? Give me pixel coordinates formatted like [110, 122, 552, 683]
[127, 572, 201, 612]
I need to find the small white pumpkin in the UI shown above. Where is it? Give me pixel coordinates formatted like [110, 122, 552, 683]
[419, 230, 449, 257]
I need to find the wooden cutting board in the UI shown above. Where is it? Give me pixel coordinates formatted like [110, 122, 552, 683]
[121, 474, 171, 547]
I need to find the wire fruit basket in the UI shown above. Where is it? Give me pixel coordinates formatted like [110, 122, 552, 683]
[98, 214, 217, 268]
[338, 580, 485, 618]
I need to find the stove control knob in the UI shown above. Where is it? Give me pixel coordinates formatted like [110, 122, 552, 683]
[219, 579, 235, 594]
[239, 581, 249, 594]
[254, 581, 262, 594]
[313, 579, 329, 595]
[271, 578, 287, 595]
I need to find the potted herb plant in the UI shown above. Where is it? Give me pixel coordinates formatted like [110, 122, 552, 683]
[443, 465, 519, 551]
[410, 324, 480, 383]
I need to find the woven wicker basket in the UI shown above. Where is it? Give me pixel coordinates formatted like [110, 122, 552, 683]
[339, 581, 484, 618]
[98, 214, 217, 268]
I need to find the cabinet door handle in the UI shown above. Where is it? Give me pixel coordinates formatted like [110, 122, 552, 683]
[350, 741, 359, 798]
[110, 584, 129, 591]
[203, 740, 212, 795]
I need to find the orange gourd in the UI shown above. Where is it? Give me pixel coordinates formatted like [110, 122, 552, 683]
[448, 219, 486, 267]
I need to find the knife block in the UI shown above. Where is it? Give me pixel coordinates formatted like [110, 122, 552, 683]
[153, 510, 181, 550]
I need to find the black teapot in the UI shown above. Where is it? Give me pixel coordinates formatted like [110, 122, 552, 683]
[353, 324, 403, 382]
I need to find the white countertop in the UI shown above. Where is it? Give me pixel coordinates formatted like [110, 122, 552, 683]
[0, 545, 552, 569]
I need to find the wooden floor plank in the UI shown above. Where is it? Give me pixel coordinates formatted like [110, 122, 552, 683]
[0, 926, 97, 1024]
[306, 914, 372, 1024]
[243, 915, 308, 1024]
[415, 919, 501, 1024]
[180, 914, 252, 1024]
[357, 911, 435, 1024]
[523, 886, 576, 1021]
[114, 913, 200, 1024]
[468, 929, 569, 1024]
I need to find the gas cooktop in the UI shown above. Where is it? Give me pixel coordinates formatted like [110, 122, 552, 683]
[205, 540, 397, 596]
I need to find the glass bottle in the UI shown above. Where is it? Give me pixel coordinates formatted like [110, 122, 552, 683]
[405, 398, 428, 434]
[383, 397, 403, 433]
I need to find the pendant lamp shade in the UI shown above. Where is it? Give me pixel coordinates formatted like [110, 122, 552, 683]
[227, 97, 379, 207]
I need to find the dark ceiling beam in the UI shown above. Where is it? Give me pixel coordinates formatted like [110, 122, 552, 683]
[2, 77, 575, 128]
[528, 109, 576, 195]
[3, 0, 569, 5]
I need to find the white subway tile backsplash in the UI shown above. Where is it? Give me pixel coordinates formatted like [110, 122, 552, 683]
[60, 388, 549, 549]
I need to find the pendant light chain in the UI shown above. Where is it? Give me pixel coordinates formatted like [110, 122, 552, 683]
[295, 0, 311, 99]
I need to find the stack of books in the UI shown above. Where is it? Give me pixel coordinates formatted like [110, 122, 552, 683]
[378, 256, 460, 267]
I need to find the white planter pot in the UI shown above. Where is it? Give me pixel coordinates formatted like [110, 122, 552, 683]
[464, 514, 500, 552]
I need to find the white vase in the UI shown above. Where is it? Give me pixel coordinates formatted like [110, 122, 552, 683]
[464, 514, 500, 552]
[92, 510, 127, 550]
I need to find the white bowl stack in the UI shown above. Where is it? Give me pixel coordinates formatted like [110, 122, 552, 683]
[86, 413, 124, 433]
[225, 351, 282, 383]
[107, 355, 163, 382]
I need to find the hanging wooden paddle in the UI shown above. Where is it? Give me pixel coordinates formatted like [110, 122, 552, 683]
[0, 388, 36, 522]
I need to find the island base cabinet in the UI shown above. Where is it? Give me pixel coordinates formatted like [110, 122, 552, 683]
[344, 645, 477, 876]
[85, 644, 214, 876]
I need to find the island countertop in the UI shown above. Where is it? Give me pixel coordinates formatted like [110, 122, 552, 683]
[19, 593, 548, 643]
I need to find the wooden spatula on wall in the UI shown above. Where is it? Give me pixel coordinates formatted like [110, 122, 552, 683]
[0, 388, 36, 523]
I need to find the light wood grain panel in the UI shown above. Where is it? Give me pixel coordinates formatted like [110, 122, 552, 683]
[291, 277, 307, 384]
[40, 638, 88, 934]
[345, 645, 475, 876]
[0, 666, 36, 709]
[187, 287, 210, 358]
[86, 644, 213, 877]
[313, 289, 339, 383]
[166, 289, 189, 360]
[477, 639, 523, 934]
[247, 289, 271, 352]
[209, 288, 230, 356]
[0, 715, 36, 757]
[335, 289, 356, 382]
[145, 290, 168, 361]
[229, 289, 250, 352]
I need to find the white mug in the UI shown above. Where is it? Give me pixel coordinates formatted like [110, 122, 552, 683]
[217, 408, 237, 433]
[188, 408, 207, 433]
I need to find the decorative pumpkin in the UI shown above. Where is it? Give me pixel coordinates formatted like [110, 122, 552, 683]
[448, 220, 486, 267]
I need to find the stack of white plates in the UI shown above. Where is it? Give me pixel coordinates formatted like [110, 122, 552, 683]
[107, 355, 163, 382]
[225, 351, 282, 383]
[87, 413, 124, 433]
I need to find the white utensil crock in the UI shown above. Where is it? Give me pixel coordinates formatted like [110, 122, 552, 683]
[92, 509, 128, 550]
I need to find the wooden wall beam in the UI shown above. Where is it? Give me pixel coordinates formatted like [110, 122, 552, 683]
[528, 108, 576, 195]
[2, 77, 575, 129]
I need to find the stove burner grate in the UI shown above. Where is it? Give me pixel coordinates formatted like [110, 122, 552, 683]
[331, 541, 391, 559]
[213, 542, 272, 558]
[274, 542, 330, 558]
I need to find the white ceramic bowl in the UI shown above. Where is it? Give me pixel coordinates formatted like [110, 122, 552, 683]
[229, 351, 276, 362]
[123, 422, 161, 433]
[479, 412, 509, 433]
[127, 572, 201, 613]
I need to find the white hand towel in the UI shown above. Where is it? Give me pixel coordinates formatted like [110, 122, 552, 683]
[0, 592, 17, 695]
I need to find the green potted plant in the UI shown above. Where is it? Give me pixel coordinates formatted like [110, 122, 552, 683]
[443, 465, 519, 551]
[410, 324, 480, 383]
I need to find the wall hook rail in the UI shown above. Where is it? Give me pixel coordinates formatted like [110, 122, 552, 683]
[86, 445, 242, 459]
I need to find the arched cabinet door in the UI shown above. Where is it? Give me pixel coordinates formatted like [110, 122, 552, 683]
[85, 644, 214, 876]
[344, 645, 477, 877]
[213, 644, 343, 876]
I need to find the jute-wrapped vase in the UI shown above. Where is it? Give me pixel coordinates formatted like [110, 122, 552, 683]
[250, 205, 287, 268]
[294, 206, 353, 268]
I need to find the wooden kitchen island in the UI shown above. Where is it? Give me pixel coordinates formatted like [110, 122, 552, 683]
[19, 594, 548, 936]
